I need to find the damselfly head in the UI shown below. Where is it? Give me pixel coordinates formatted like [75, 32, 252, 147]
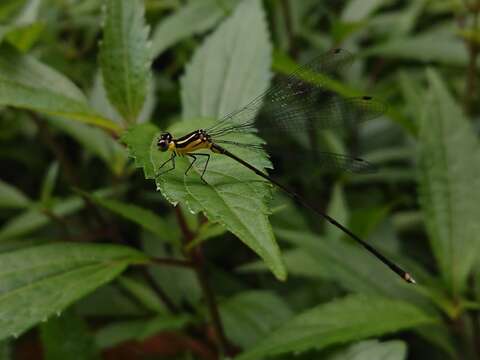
[157, 132, 173, 152]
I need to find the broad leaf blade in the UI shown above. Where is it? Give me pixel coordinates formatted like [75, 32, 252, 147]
[0, 197, 83, 241]
[265, 188, 431, 307]
[365, 26, 468, 66]
[95, 314, 192, 349]
[46, 117, 128, 175]
[88, 195, 177, 244]
[0, 45, 120, 132]
[0, 179, 30, 209]
[177, 0, 284, 280]
[124, 0, 286, 279]
[236, 294, 436, 360]
[151, 0, 237, 57]
[0, 188, 114, 241]
[39, 162, 59, 208]
[117, 276, 166, 314]
[418, 69, 480, 294]
[0, 0, 43, 51]
[0, 242, 147, 340]
[219, 291, 292, 349]
[121, 122, 158, 179]
[327, 340, 407, 360]
[341, 0, 385, 22]
[181, 0, 272, 119]
[100, 0, 151, 124]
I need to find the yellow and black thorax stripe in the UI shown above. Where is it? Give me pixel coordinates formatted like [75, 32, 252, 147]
[171, 129, 212, 155]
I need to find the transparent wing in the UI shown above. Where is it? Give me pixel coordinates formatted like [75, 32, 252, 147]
[206, 48, 387, 139]
[214, 139, 377, 174]
[315, 152, 377, 174]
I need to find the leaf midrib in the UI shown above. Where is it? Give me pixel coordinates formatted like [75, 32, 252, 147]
[185, 167, 274, 257]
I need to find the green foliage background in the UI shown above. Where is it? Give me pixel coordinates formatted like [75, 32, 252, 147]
[0, 0, 480, 359]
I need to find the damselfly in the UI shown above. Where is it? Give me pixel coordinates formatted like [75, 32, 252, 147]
[155, 48, 415, 284]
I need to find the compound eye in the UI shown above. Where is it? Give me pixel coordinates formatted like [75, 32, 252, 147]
[158, 140, 168, 152]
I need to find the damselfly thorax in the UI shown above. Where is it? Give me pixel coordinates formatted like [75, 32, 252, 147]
[158, 129, 226, 154]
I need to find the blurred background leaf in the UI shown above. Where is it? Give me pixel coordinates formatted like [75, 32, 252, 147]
[99, 0, 151, 124]
[1, 0, 480, 358]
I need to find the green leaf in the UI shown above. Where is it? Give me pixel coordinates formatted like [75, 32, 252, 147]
[390, 0, 426, 37]
[239, 248, 324, 279]
[117, 276, 166, 314]
[341, 0, 386, 22]
[327, 339, 407, 360]
[324, 184, 348, 242]
[151, 0, 238, 57]
[89, 72, 156, 125]
[0, 196, 83, 241]
[143, 234, 201, 307]
[99, 0, 151, 123]
[0, 188, 114, 241]
[0, 179, 30, 209]
[88, 195, 177, 244]
[274, 228, 427, 298]
[0, 242, 147, 340]
[40, 162, 59, 208]
[186, 222, 227, 250]
[0, 0, 43, 51]
[364, 26, 468, 66]
[0, 45, 120, 133]
[270, 187, 431, 307]
[181, 0, 272, 120]
[124, 1, 285, 280]
[121, 122, 158, 179]
[0, 0, 25, 22]
[177, 0, 284, 280]
[272, 52, 360, 99]
[236, 294, 436, 360]
[418, 69, 480, 294]
[396, 71, 424, 135]
[40, 309, 100, 360]
[9, 0, 41, 25]
[154, 118, 285, 279]
[219, 291, 292, 349]
[95, 314, 192, 349]
[76, 284, 146, 318]
[46, 117, 128, 176]
[5, 22, 44, 52]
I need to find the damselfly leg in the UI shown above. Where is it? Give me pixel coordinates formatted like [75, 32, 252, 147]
[186, 153, 211, 183]
[155, 152, 176, 179]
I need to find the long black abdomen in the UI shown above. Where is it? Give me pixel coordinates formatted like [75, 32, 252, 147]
[210, 143, 414, 284]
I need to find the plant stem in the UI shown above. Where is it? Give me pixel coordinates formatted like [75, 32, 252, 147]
[174, 207, 232, 357]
